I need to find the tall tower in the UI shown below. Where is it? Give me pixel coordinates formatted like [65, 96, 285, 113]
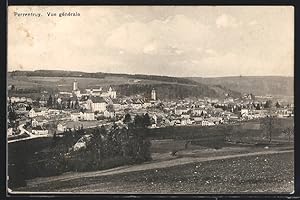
[151, 88, 156, 101]
[73, 80, 78, 91]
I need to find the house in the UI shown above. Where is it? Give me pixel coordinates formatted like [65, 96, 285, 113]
[28, 109, 36, 118]
[193, 116, 204, 124]
[31, 117, 48, 127]
[10, 96, 21, 103]
[86, 96, 107, 112]
[201, 120, 215, 126]
[181, 114, 190, 119]
[26, 98, 33, 103]
[143, 101, 152, 108]
[276, 109, 293, 118]
[7, 128, 13, 136]
[39, 95, 47, 106]
[104, 110, 115, 118]
[71, 112, 82, 121]
[192, 109, 206, 116]
[82, 111, 95, 121]
[57, 123, 67, 132]
[112, 99, 121, 110]
[132, 99, 143, 109]
[99, 87, 117, 99]
[175, 106, 189, 115]
[240, 109, 249, 117]
[48, 109, 61, 115]
[32, 126, 48, 135]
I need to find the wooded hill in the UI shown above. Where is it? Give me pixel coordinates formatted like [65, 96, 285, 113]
[8, 70, 241, 99]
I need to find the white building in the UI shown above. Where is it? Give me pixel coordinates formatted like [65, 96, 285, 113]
[86, 96, 107, 112]
[175, 107, 189, 116]
[104, 110, 115, 118]
[100, 87, 117, 99]
[32, 126, 48, 135]
[57, 123, 67, 132]
[71, 112, 82, 121]
[201, 120, 215, 126]
[82, 111, 95, 121]
[192, 109, 205, 116]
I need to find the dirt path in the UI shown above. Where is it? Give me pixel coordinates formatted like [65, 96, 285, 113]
[25, 149, 293, 188]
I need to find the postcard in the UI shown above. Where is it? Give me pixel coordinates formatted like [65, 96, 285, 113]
[7, 5, 294, 194]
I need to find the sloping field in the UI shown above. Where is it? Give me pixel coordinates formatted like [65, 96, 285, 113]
[15, 150, 293, 193]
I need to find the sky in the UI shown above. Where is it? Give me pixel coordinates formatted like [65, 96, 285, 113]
[8, 6, 294, 77]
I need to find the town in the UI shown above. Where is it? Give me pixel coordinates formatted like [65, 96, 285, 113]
[7, 80, 294, 141]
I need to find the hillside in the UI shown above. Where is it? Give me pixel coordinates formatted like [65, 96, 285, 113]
[187, 76, 294, 97]
[8, 70, 241, 99]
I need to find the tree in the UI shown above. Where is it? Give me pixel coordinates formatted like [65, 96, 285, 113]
[143, 113, 151, 127]
[264, 100, 273, 109]
[67, 98, 71, 109]
[256, 103, 261, 110]
[275, 101, 281, 108]
[53, 97, 57, 108]
[8, 109, 17, 123]
[106, 104, 114, 112]
[283, 127, 294, 143]
[123, 113, 132, 124]
[74, 99, 79, 109]
[47, 95, 53, 108]
[133, 115, 144, 128]
[26, 104, 32, 111]
[262, 116, 274, 143]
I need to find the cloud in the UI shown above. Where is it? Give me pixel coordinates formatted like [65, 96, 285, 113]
[216, 14, 239, 28]
[8, 6, 293, 77]
[104, 14, 212, 55]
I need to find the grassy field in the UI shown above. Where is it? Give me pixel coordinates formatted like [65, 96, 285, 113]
[17, 151, 294, 193]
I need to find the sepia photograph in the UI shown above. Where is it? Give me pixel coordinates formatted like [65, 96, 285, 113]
[7, 6, 294, 194]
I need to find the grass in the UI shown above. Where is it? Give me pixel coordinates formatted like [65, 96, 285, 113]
[18, 151, 294, 193]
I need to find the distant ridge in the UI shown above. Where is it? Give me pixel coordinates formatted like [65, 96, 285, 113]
[187, 76, 294, 96]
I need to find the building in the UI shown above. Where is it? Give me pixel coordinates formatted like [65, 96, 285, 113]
[240, 109, 249, 117]
[86, 96, 107, 112]
[151, 89, 156, 101]
[201, 120, 215, 126]
[192, 109, 205, 116]
[57, 123, 67, 132]
[71, 112, 82, 121]
[31, 117, 48, 128]
[82, 111, 95, 121]
[28, 108, 48, 118]
[175, 107, 189, 116]
[100, 87, 117, 99]
[39, 95, 47, 106]
[32, 126, 48, 135]
[104, 110, 115, 118]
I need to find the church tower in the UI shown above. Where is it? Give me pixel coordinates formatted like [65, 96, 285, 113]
[73, 80, 78, 91]
[151, 88, 156, 101]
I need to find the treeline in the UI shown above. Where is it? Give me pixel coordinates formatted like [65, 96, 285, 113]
[9, 70, 201, 85]
[9, 70, 106, 79]
[116, 83, 221, 99]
